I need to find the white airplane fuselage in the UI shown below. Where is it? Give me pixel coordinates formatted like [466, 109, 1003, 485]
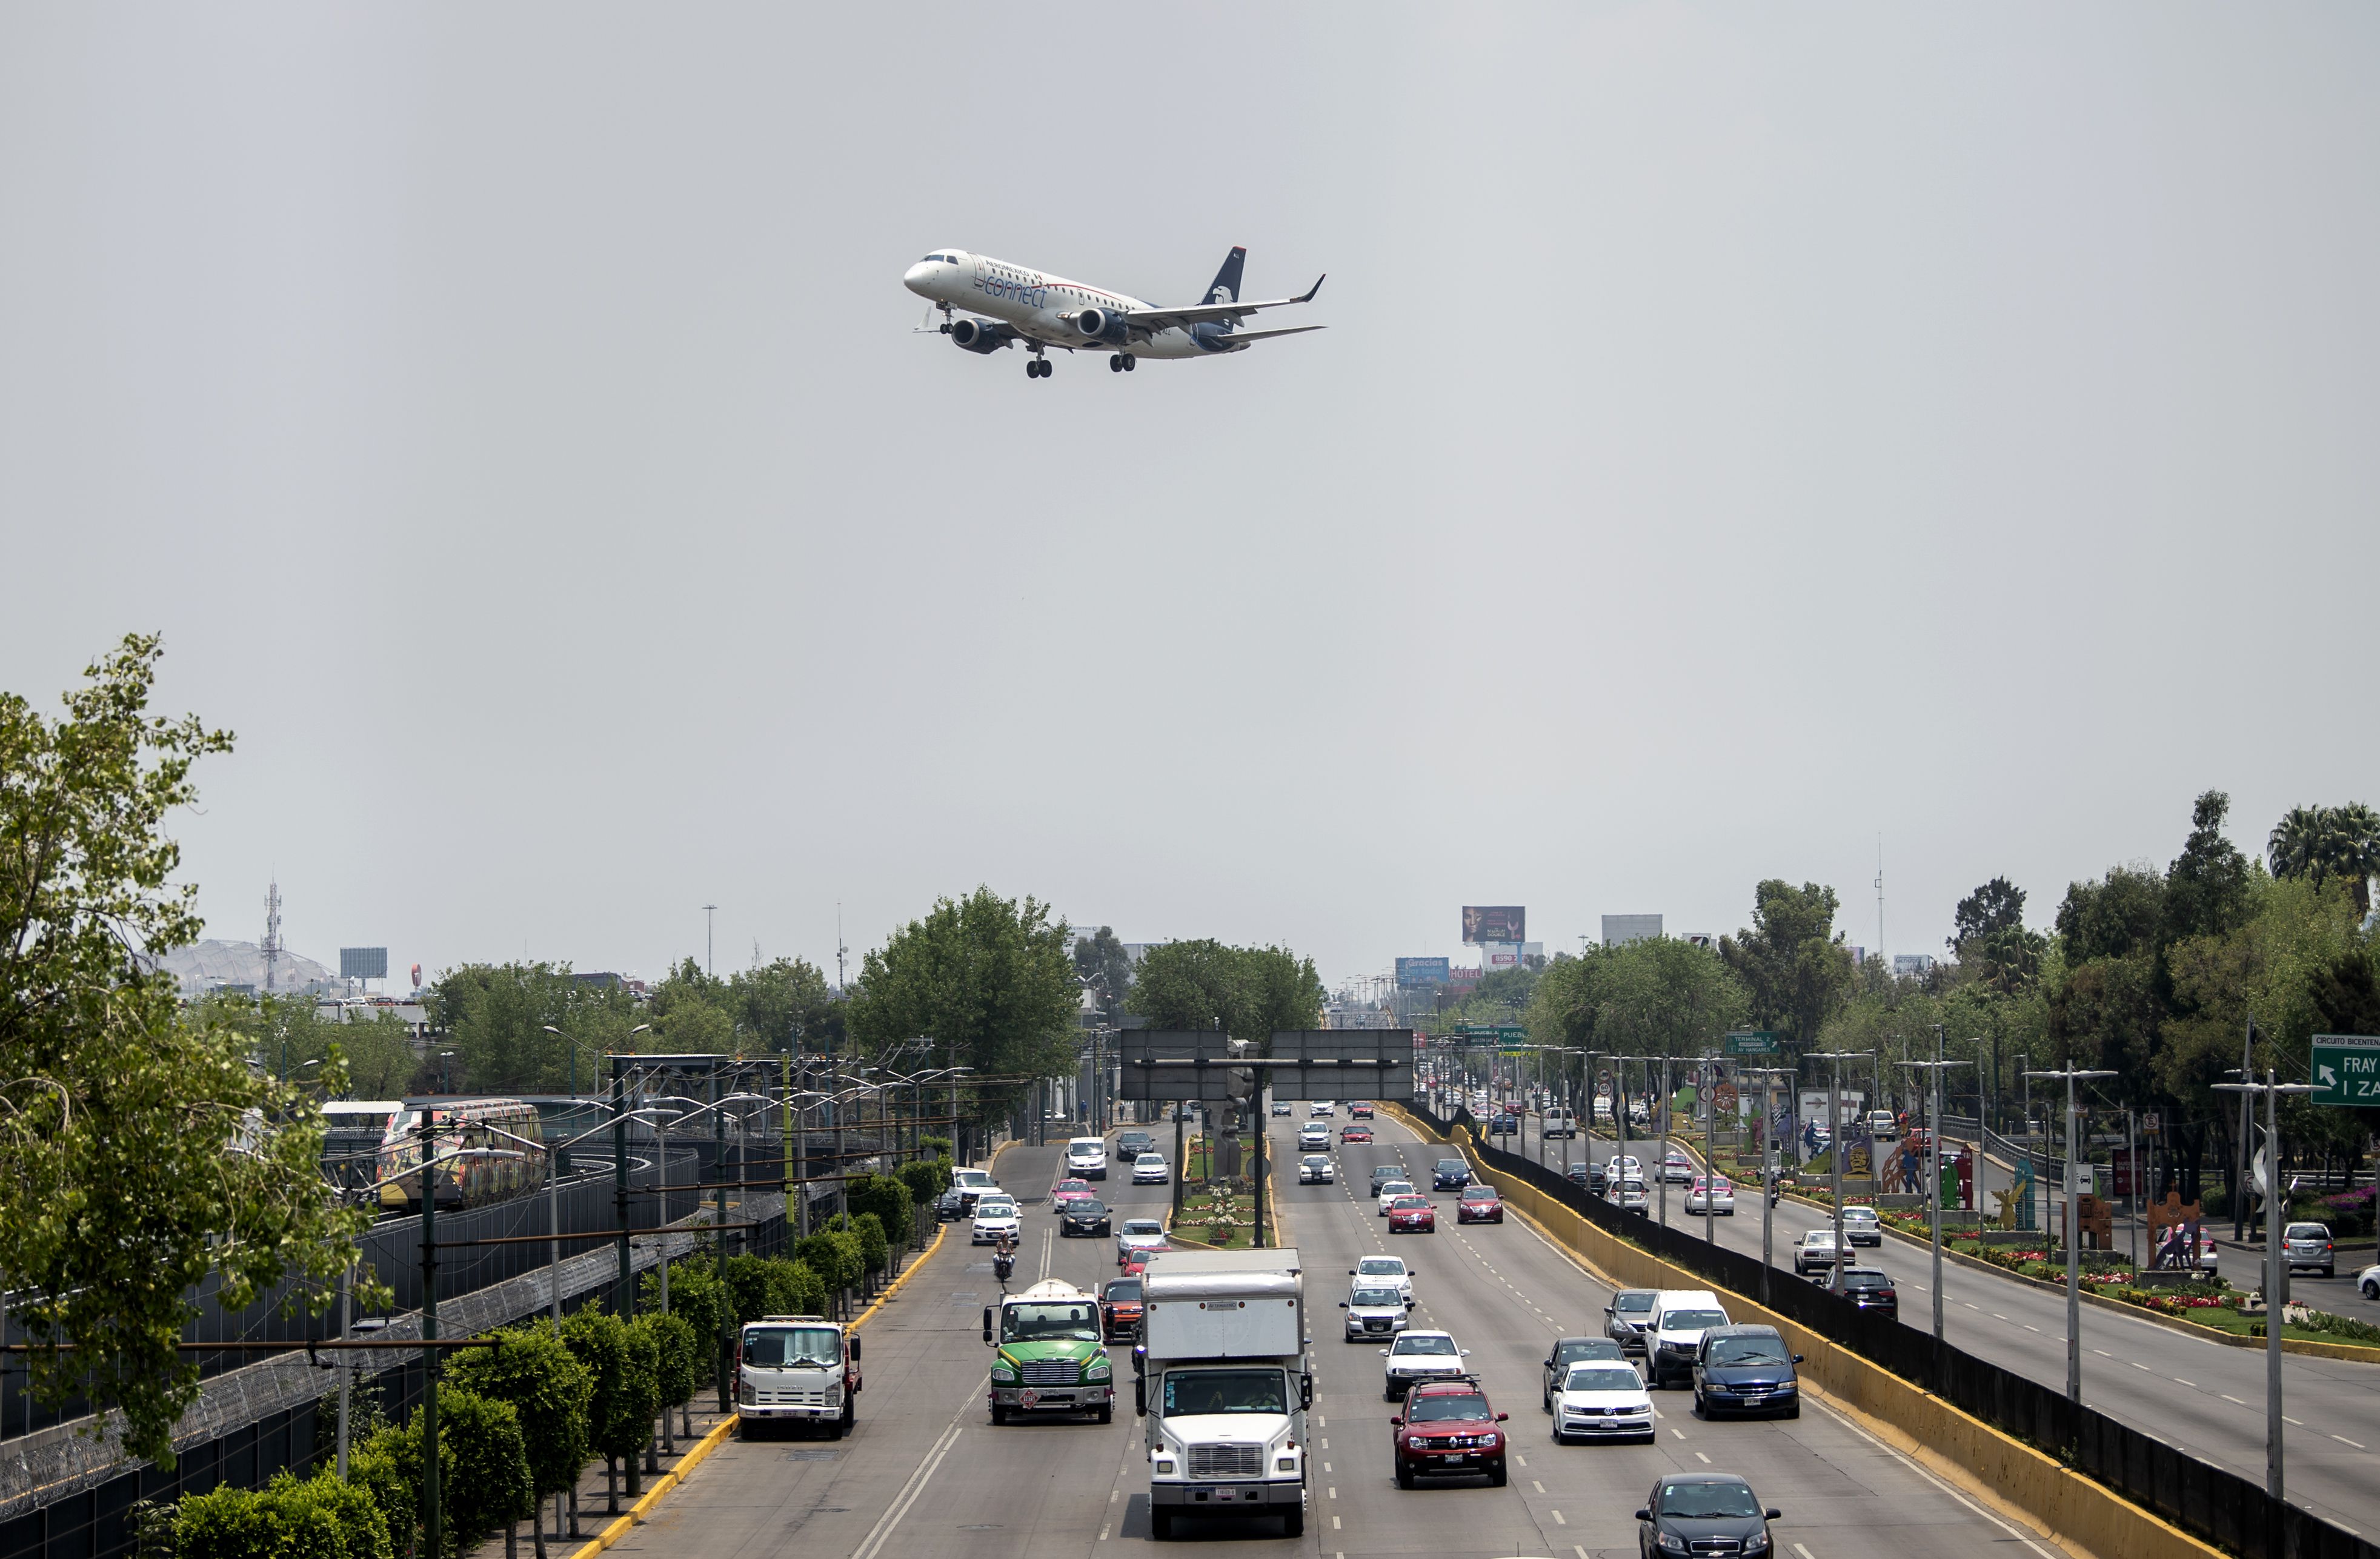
[903, 250, 1237, 359]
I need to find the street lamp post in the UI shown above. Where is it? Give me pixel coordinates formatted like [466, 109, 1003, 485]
[2024, 1065, 2117, 1409]
[1741, 1066, 1795, 1306]
[1805, 1052, 1875, 1288]
[1899, 1056, 1973, 1375]
[2212, 1068, 2315, 1543]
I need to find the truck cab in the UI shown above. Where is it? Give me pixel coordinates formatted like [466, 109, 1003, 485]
[983, 1279, 1115, 1424]
[1137, 1249, 1311, 1541]
[736, 1315, 859, 1439]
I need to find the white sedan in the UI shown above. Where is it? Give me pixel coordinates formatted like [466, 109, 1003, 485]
[1551, 1360, 1655, 1444]
[1378, 1180, 1417, 1216]
[969, 1197, 1020, 1246]
[1793, 1229, 1841, 1276]
[2360, 1263, 2380, 1300]
[1131, 1152, 1169, 1184]
[1115, 1218, 1170, 1263]
[1298, 1154, 1335, 1185]
[1684, 1176, 1737, 1215]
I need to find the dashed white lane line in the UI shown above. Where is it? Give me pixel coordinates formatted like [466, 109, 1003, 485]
[1794, 1545, 1818, 1559]
[1551, 1509, 1567, 1526]
[1333, 1515, 1343, 1529]
[1098, 1525, 1108, 1541]
[1695, 1451, 1712, 1464]
[2223, 1394, 2247, 1404]
[2174, 1379, 2195, 1388]
[2285, 1415, 2305, 1426]
[2335, 1435, 2368, 1449]
[1532, 1480, 1545, 1493]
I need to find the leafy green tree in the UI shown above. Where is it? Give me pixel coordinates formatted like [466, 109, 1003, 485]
[425, 1386, 536, 1558]
[642, 1258, 728, 1426]
[633, 1311, 697, 1453]
[347, 1423, 418, 1558]
[1127, 940, 1326, 1045]
[1719, 882, 1856, 1050]
[445, 1322, 593, 1559]
[850, 1211, 891, 1281]
[2164, 789, 2258, 943]
[896, 1159, 942, 1218]
[429, 963, 653, 1095]
[728, 956, 841, 1051]
[561, 1308, 660, 1511]
[847, 1172, 913, 1246]
[796, 1229, 863, 1308]
[1529, 936, 1748, 1065]
[0, 634, 373, 1464]
[1950, 877, 2028, 948]
[845, 887, 1080, 1128]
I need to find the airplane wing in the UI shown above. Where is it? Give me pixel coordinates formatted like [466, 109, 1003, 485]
[1200, 324, 1327, 348]
[1119, 274, 1326, 332]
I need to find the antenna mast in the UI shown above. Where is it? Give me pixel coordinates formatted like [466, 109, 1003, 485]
[1875, 836, 1885, 973]
[262, 879, 283, 994]
[836, 902, 848, 996]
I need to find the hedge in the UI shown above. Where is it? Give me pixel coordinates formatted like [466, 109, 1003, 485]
[444, 1321, 593, 1521]
[175, 1468, 393, 1559]
[848, 1174, 913, 1247]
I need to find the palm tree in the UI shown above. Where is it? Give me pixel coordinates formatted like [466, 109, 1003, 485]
[2269, 803, 2379, 917]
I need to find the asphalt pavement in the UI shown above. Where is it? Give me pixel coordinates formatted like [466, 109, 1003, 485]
[619, 1115, 2072, 1558]
[1501, 1123, 2380, 1537]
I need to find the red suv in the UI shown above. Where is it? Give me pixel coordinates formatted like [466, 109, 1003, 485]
[1388, 1195, 1437, 1234]
[1391, 1380, 1508, 1488]
[1351, 1103, 1375, 1119]
[1455, 1185, 1503, 1224]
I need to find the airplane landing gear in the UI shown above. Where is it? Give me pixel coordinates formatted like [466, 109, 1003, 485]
[1028, 357, 1050, 379]
[1123, 355, 1135, 372]
[1107, 354, 1137, 373]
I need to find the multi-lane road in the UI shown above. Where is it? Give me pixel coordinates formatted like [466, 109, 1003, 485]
[616, 1111, 2070, 1558]
[1498, 1122, 2380, 1535]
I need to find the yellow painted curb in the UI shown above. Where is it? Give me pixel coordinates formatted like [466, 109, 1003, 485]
[566, 1411, 737, 1559]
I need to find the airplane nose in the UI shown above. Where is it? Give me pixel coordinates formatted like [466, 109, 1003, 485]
[903, 262, 934, 295]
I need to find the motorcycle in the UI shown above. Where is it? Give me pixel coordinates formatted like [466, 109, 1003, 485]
[992, 1241, 1016, 1284]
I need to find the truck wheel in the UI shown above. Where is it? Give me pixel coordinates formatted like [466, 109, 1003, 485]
[1283, 1509, 1305, 1537]
[991, 1404, 1008, 1425]
[1097, 1405, 1112, 1424]
[826, 1417, 845, 1442]
[1150, 1511, 1173, 1541]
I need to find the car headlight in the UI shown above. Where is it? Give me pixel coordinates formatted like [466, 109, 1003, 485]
[1657, 1534, 1689, 1554]
[1745, 1535, 1771, 1554]
[991, 1364, 1017, 1382]
[1153, 1456, 1175, 1474]
[1085, 1359, 1111, 1381]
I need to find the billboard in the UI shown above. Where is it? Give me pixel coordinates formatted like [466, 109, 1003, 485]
[1462, 906, 1525, 945]
[339, 946, 389, 980]
[1395, 956, 1452, 988]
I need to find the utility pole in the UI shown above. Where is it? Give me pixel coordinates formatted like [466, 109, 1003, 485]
[703, 905, 718, 979]
[418, 1110, 442, 1559]
[2212, 1069, 2315, 1553]
[612, 1056, 633, 1317]
[1742, 1067, 1794, 1306]
[2025, 1065, 2116, 1409]
[2233, 1018, 2257, 1243]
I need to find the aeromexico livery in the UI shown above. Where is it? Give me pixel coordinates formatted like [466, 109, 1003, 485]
[903, 245, 1325, 378]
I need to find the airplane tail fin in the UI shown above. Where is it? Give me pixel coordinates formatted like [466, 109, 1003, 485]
[1203, 245, 1248, 306]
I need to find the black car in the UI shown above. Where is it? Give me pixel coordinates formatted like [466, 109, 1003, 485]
[1115, 1130, 1155, 1158]
[1820, 1266, 1897, 1314]
[1691, 1325, 1802, 1420]
[934, 1188, 968, 1222]
[1541, 1336, 1629, 1411]
[1060, 1198, 1112, 1238]
[1635, 1475, 1781, 1559]
[1369, 1165, 1408, 1195]
[1567, 1160, 1606, 1194]
[1432, 1158, 1471, 1191]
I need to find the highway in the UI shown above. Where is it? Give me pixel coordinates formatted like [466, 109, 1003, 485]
[1499, 1122, 2380, 1535]
[616, 1111, 2070, 1558]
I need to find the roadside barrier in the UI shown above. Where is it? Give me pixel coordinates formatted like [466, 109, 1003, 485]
[1386, 1100, 2368, 1559]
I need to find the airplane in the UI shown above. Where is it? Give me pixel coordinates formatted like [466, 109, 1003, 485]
[902, 245, 1325, 379]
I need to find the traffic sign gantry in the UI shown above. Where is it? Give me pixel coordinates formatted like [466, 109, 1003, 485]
[1724, 1031, 1780, 1056]
[2310, 1034, 2380, 1107]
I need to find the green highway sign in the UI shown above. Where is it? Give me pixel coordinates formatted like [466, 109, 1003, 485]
[2311, 1034, 2380, 1107]
[1724, 1031, 1781, 1056]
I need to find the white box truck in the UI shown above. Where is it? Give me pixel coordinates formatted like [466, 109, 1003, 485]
[1134, 1249, 1311, 1541]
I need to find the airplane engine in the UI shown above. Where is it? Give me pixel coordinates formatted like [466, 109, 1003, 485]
[949, 317, 1013, 354]
[1072, 307, 1129, 345]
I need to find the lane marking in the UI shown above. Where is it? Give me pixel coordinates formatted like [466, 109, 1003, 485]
[849, 1418, 965, 1559]
[1695, 1451, 1711, 1464]
[2174, 1380, 2195, 1388]
[2222, 1394, 2247, 1404]
[1552, 1509, 1566, 1526]
[1795, 1545, 1817, 1559]
[2333, 1435, 2367, 1449]
[1332, 1515, 1341, 1530]
[1097, 1525, 1109, 1541]
[1532, 1480, 1545, 1493]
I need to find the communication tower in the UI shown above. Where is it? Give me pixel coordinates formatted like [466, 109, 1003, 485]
[262, 879, 284, 993]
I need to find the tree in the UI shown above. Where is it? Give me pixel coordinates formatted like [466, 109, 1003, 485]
[445, 1321, 593, 1559]
[175, 1468, 394, 1559]
[430, 963, 653, 1095]
[1530, 937, 1748, 1062]
[849, 1211, 892, 1283]
[1072, 927, 1135, 1020]
[844, 887, 1080, 1125]
[847, 1172, 914, 1247]
[2165, 789, 2257, 943]
[1950, 877, 2028, 949]
[561, 1308, 660, 1511]
[2270, 801, 2380, 918]
[634, 1311, 698, 1454]
[1126, 940, 1326, 1045]
[424, 1386, 536, 1558]
[1719, 881, 1856, 1049]
[0, 634, 373, 1464]
[725, 956, 838, 1052]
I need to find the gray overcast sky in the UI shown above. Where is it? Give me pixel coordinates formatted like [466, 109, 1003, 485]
[4, 5, 2375, 989]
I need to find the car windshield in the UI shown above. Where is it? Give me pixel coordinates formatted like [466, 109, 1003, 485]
[1844, 1208, 1876, 1220]
[1057, 1180, 1088, 1191]
[1001, 1302, 1100, 1342]
[743, 1326, 839, 1367]
[1660, 1481, 1761, 1519]
[1706, 1338, 1789, 1366]
[1106, 1281, 1141, 1301]
[1381, 1183, 1412, 1196]
[976, 1202, 1015, 1217]
[1137, 1155, 1163, 1165]
[956, 1171, 992, 1187]
[1663, 1310, 1727, 1331]
[1162, 1368, 1286, 1415]
[1614, 1293, 1657, 1315]
[1070, 1201, 1106, 1217]
[1392, 1197, 1429, 1209]
[1408, 1391, 1490, 1421]
[1556, 1340, 1615, 1364]
[1303, 1155, 1329, 1167]
[1358, 1259, 1404, 1277]
[1395, 1335, 1457, 1355]
[1463, 1188, 1496, 1200]
[1805, 1231, 1837, 1245]
[1123, 1220, 1163, 1235]
[1437, 1162, 1464, 1172]
[1564, 1366, 1642, 1392]
[1839, 1271, 1888, 1289]
[1352, 1288, 1401, 1306]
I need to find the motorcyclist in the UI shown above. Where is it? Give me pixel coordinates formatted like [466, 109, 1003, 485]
[992, 1232, 1017, 1283]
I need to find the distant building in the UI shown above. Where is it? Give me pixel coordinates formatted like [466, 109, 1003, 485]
[1893, 953, 1936, 980]
[1602, 914, 1663, 946]
[155, 939, 340, 998]
[1679, 932, 1716, 951]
